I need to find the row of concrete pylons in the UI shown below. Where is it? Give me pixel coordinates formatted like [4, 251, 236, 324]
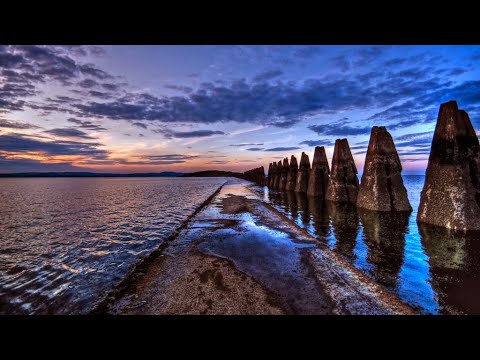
[264, 100, 480, 232]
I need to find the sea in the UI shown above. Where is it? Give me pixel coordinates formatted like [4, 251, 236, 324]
[0, 177, 226, 314]
[1, 175, 480, 314]
[258, 175, 480, 315]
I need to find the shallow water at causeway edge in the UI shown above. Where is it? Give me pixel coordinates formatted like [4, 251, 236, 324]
[0, 177, 226, 314]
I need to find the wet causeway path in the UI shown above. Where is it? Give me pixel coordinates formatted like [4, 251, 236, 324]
[106, 179, 414, 315]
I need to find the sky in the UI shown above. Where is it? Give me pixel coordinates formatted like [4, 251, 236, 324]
[1, 45, 479, 175]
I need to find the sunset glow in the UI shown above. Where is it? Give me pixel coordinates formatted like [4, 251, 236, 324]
[1, 45, 479, 174]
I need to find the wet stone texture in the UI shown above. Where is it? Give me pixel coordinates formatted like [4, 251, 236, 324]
[267, 163, 273, 187]
[285, 155, 298, 191]
[274, 160, 282, 190]
[307, 146, 330, 198]
[357, 126, 412, 211]
[279, 157, 289, 191]
[418, 100, 480, 231]
[295, 152, 310, 193]
[110, 179, 414, 315]
[325, 139, 359, 204]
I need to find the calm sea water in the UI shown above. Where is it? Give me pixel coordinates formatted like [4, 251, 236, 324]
[0, 177, 226, 314]
[258, 175, 480, 315]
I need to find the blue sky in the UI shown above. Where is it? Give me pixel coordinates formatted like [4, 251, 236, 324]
[1, 45, 479, 174]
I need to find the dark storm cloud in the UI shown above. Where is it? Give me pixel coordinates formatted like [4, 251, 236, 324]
[44, 128, 96, 139]
[308, 124, 371, 136]
[245, 148, 264, 151]
[67, 118, 107, 131]
[0, 133, 108, 159]
[299, 139, 334, 147]
[265, 147, 300, 152]
[229, 143, 264, 147]
[0, 119, 40, 129]
[132, 122, 148, 129]
[252, 69, 283, 82]
[156, 129, 225, 139]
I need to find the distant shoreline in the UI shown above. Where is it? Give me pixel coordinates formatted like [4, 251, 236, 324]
[0, 172, 184, 178]
[0, 170, 244, 178]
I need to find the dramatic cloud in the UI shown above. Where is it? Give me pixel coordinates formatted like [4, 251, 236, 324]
[308, 124, 371, 136]
[132, 122, 148, 129]
[110, 154, 199, 165]
[229, 143, 264, 147]
[0, 45, 118, 113]
[396, 131, 433, 141]
[265, 147, 300, 152]
[78, 79, 99, 88]
[67, 118, 107, 131]
[246, 148, 264, 151]
[299, 139, 334, 147]
[252, 69, 283, 82]
[144, 154, 198, 161]
[156, 129, 225, 139]
[164, 84, 193, 93]
[44, 128, 96, 139]
[0, 157, 82, 173]
[207, 160, 228, 164]
[0, 119, 40, 129]
[0, 133, 108, 159]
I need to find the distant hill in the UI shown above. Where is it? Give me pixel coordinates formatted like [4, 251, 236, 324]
[181, 170, 244, 178]
[0, 172, 184, 178]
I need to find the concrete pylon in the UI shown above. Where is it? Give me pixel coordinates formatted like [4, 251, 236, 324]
[295, 152, 310, 193]
[279, 157, 289, 191]
[325, 138, 359, 204]
[274, 160, 282, 189]
[286, 155, 298, 191]
[418, 100, 480, 231]
[307, 146, 330, 197]
[357, 126, 412, 211]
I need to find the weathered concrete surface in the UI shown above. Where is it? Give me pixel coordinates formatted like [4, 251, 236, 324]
[279, 157, 289, 191]
[243, 166, 265, 186]
[274, 160, 282, 189]
[285, 155, 298, 191]
[307, 146, 330, 197]
[106, 179, 415, 315]
[269, 162, 277, 187]
[325, 139, 359, 204]
[418, 101, 480, 231]
[295, 152, 310, 193]
[267, 163, 272, 187]
[357, 126, 412, 211]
